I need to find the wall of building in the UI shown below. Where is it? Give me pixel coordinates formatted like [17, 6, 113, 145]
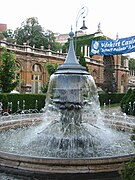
[128, 70, 135, 89]
[82, 44, 129, 93]
[0, 24, 7, 32]
[0, 41, 129, 93]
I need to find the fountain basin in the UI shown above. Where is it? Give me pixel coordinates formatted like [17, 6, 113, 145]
[0, 151, 134, 174]
[0, 117, 134, 179]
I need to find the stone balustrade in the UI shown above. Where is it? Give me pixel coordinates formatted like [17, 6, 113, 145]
[0, 40, 67, 58]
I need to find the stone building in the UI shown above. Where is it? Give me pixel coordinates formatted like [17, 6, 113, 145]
[0, 41, 66, 94]
[54, 30, 85, 46]
[0, 23, 7, 32]
[0, 32, 129, 94]
[55, 28, 129, 93]
[128, 69, 135, 89]
[76, 30, 129, 93]
[81, 45, 129, 93]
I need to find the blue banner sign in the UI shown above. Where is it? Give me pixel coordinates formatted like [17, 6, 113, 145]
[90, 36, 135, 56]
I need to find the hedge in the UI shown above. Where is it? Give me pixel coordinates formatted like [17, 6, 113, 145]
[120, 89, 135, 115]
[0, 92, 125, 114]
[98, 92, 125, 106]
[0, 93, 46, 113]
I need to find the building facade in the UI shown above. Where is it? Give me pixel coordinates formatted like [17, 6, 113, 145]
[54, 30, 85, 46]
[55, 29, 129, 93]
[128, 70, 135, 89]
[81, 45, 129, 93]
[0, 23, 7, 32]
[0, 37, 129, 94]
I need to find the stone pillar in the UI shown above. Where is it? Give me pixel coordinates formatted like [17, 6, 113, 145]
[84, 45, 87, 57]
[124, 59, 129, 70]
[26, 45, 31, 52]
[81, 46, 83, 54]
[41, 46, 44, 50]
[88, 46, 90, 57]
[60, 49, 62, 53]
[23, 42, 27, 46]
[46, 50, 52, 56]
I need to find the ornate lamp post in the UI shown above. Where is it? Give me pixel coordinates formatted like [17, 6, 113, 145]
[75, 6, 88, 53]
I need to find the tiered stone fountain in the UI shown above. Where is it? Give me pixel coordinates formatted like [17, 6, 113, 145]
[0, 30, 135, 180]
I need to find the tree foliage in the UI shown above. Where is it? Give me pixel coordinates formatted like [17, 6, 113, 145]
[120, 128, 135, 179]
[1, 17, 61, 51]
[79, 54, 88, 71]
[1, 29, 15, 43]
[45, 63, 58, 77]
[1, 94, 8, 110]
[120, 158, 135, 180]
[129, 58, 135, 70]
[14, 17, 46, 48]
[0, 48, 19, 93]
[120, 88, 135, 115]
[41, 63, 58, 93]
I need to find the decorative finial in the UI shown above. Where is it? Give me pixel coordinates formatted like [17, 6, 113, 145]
[69, 26, 74, 38]
[97, 22, 102, 33]
[55, 29, 89, 75]
[116, 33, 119, 40]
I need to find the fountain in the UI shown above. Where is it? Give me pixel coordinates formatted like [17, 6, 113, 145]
[0, 30, 135, 179]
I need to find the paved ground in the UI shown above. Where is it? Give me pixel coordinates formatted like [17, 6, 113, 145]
[0, 171, 122, 180]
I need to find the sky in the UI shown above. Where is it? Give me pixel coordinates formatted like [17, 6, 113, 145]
[1, 0, 135, 57]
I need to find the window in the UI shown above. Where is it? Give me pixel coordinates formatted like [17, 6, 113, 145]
[32, 64, 43, 94]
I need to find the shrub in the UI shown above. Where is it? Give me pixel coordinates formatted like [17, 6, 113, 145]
[120, 88, 133, 112]
[98, 92, 125, 106]
[120, 158, 135, 180]
[0, 93, 46, 113]
[120, 129, 135, 179]
[1, 94, 8, 112]
[0, 92, 125, 113]
[120, 89, 135, 115]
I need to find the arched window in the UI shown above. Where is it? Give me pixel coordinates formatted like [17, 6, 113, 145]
[91, 69, 97, 82]
[121, 75, 125, 86]
[120, 74, 125, 93]
[103, 56, 116, 92]
[32, 64, 42, 72]
[32, 64, 43, 94]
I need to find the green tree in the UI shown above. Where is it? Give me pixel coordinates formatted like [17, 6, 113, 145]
[120, 88, 133, 112]
[1, 94, 8, 111]
[45, 63, 58, 76]
[41, 63, 58, 93]
[0, 48, 19, 93]
[120, 88, 135, 115]
[120, 128, 135, 179]
[120, 158, 135, 180]
[1, 29, 15, 43]
[45, 29, 62, 51]
[129, 58, 135, 70]
[14, 17, 61, 51]
[79, 54, 88, 71]
[14, 17, 47, 48]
